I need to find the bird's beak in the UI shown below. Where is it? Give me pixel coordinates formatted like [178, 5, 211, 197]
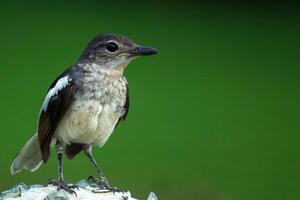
[128, 46, 158, 57]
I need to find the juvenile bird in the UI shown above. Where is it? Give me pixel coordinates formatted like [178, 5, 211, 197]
[10, 34, 158, 194]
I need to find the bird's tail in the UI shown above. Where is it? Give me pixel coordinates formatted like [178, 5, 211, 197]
[10, 133, 43, 175]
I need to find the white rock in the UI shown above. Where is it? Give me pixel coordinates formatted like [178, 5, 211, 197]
[147, 192, 158, 200]
[2, 185, 137, 200]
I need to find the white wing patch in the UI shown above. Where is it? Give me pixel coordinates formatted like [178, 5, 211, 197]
[42, 75, 71, 112]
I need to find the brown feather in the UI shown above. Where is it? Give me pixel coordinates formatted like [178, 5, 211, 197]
[64, 143, 83, 159]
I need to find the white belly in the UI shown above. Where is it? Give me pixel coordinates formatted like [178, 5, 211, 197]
[55, 99, 121, 146]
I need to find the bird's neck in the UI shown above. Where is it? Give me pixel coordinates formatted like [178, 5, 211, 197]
[77, 62, 124, 78]
[78, 62, 128, 104]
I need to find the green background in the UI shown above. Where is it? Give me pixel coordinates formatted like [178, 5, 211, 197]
[0, 1, 299, 199]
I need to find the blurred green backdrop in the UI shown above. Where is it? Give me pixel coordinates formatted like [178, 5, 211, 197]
[0, 1, 299, 199]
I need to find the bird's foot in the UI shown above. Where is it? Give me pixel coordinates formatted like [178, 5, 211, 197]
[57, 181, 78, 196]
[48, 179, 78, 196]
[88, 176, 124, 193]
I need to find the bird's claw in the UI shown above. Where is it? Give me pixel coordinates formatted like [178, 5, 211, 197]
[57, 181, 78, 196]
[88, 176, 110, 189]
[88, 176, 124, 193]
[48, 179, 78, 196]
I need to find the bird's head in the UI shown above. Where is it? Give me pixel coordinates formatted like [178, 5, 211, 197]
[78, 34, 158, 70]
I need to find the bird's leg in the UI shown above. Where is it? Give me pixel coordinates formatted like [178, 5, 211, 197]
[50, 142, 78, 195]
[83, 145, 122, 192]
[83, 145, 109, 188]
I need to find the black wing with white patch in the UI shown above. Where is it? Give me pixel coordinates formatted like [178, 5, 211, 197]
[38, 71, 78, 163]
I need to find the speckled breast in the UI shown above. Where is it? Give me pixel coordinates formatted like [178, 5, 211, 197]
[55, 70, 127, 146]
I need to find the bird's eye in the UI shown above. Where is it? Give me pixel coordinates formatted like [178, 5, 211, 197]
[106, 42, 118, 52]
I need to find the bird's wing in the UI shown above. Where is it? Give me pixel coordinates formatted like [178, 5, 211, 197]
[38, 71, 78, 163]
[116, 84, 129, 127]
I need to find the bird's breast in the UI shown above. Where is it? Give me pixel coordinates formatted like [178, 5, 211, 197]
[82, 71, 127, 107]
[55, 73, 127, 146]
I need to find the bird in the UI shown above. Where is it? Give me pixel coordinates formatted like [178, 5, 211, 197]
[10, 34, 158, 194]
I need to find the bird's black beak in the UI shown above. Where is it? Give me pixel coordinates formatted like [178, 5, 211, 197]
[128, 46, 158, 57]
